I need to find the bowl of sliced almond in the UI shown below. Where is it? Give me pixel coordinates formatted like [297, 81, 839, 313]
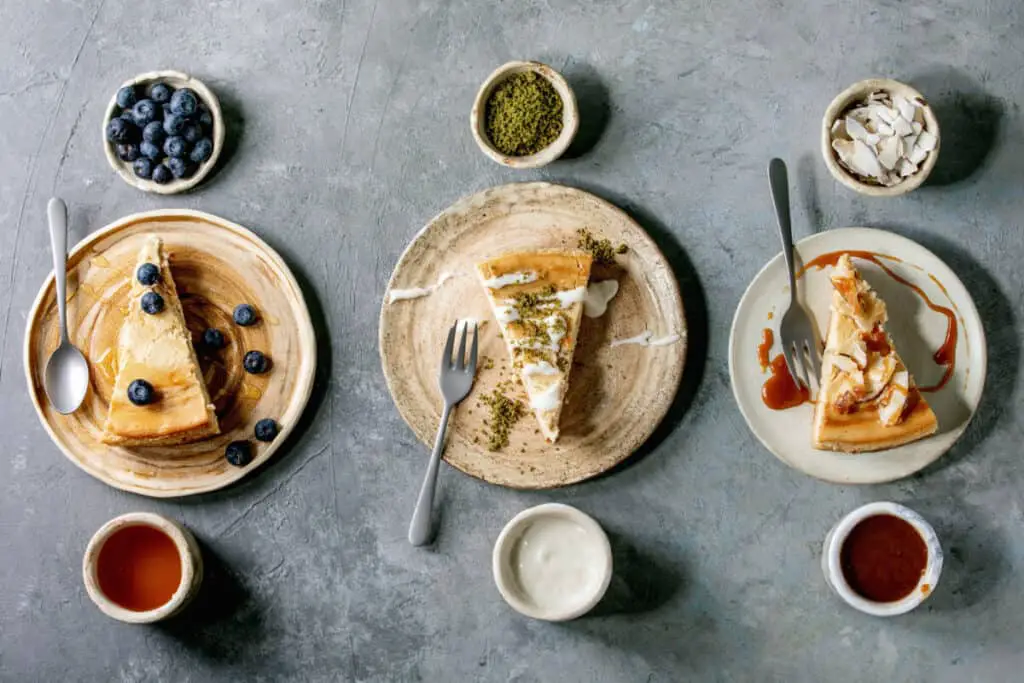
[822, 78, 940, 197]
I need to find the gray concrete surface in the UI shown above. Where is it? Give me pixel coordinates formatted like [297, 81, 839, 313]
[1, 1, 1022, 681]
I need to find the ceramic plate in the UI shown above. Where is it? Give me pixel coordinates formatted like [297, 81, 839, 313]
[24, 210, 316, 497]
[729, 227, 985, 483]
[379, 182, 686, 488]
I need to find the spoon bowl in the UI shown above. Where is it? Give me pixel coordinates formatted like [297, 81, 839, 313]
[44, 343, 89, 414]
[42, 198, 89, 414]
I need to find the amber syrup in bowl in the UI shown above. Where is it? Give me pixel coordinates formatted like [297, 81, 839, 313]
[83, 512, 202, 623]
[821, 501, 942, 617]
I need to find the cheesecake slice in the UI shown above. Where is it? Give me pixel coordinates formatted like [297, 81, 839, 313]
[101, 236, 220, 446]
[477, 250, 592, 442]
[812, 254, 938, 452]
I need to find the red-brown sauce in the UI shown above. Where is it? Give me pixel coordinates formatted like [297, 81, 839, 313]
[761, 353, 810, 410]
[757, 328, 774, 372]
[97, 525, 182, 612]
[798, 250, 958, 393]
[840, 514, 927, 603]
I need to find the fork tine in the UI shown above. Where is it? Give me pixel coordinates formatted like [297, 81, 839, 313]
[782, 341, 804, 389]
[803, 340, 822, 389]
[467, 324, 479, 373]
[440, 323, 456, 371]
[455, 322, 469, 370]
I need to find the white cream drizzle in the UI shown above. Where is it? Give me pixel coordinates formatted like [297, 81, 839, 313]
[553, 286, 586, 308]
[388, 271, 458, 303]
[494, 305, 520, 324]
[529, 382, 562, 411]
[583, 280, 619, 318]
[522, 360, 559, 377]
[482, 271, 538, 289]
[609, 330, 681, 348]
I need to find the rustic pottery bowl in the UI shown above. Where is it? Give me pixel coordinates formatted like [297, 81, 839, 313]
[492, 503, 612, 621]
[83, 512, 203, 624]
[821, 501, 943, 617]
[470, 60, 579, 169]
[821, 78, 940, 197]
[102, 70, 225, 195]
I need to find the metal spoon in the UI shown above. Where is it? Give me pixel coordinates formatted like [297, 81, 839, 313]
[43, 198, 89, 414]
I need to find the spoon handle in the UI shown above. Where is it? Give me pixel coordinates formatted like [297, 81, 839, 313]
[47, 198, 69, 343]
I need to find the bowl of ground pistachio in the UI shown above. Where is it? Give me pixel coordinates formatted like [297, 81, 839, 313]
[471, 61, 579, 169]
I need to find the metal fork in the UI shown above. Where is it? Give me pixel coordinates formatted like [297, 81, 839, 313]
[768, 158, 822, 389]
[408, 321, 479, 546]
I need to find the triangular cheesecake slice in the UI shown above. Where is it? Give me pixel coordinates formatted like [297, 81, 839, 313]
[477, 250, 593, 442]
[101, 236, 220, 446]
[812, 254, 938, 452]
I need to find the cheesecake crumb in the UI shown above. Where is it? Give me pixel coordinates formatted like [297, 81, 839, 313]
[577, 228, 626, 265]
[481, 387, 526, 451]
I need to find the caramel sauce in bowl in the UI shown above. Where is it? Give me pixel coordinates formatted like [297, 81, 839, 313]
[83, 512, 202, 624]
[821, 502, 942, 616]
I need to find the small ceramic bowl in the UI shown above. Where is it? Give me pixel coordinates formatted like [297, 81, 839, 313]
[83, 512, 203, 624]
[492, 503, 612, 621]
[821, 78, 940, 196]
[103, 70, 225, 194]
[822, 501, 943, 617]
[470, 61, 579, 169]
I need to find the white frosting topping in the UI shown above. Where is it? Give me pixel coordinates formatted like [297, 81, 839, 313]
[529, 382, 562, 411]
[609, 330, 681, 348]
[583, 280, 619, 318]
[522, 360, 559, 377]
[388, 271, 458, 303]
[481, 271, 538, 289]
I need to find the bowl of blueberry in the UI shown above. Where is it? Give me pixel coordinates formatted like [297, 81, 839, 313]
[103, 70, 224, 194]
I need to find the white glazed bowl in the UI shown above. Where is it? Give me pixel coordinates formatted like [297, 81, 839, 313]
[821, 501, 942, 617]
[83, 512, 203, 624]
[821, 78, 940, 197]
[103, 70, 225, 194]
[492, 503, 612, 621]
[470, 61, 579, 169]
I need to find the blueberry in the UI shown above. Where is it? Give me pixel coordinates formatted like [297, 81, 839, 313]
[136, 262, 160, 285]
[224, 440, 252, 467]
[202, 328, 225, 349]
[105, 117, 135, 143]
[163, 135, 187, 158]
[140, 291, 164, 314]
[162, 103, 173, 119]
[254, 418, 279, 442]
[243, 350, 270, 374]
[152, 164, 173, 184]
[131, 99, 159, 127]
[139, 141, 162, 160]
[149, 82, 173, 104]
[133, 157, 154, 179]
[142, 120, 166, 144]
[119, 109, 137, 123]
[163, 113, 186, 136]
[116, 143, 139, 162]
[181, 122, 202, 144]
[170, 88, 199, 116]
[190, 138, 213, 164]
[166, 156, 194, 179]
[233, 303, 257, 326]
[198, 107, 213, 131]
[116, 86, 138, 109]
[127, 379, 155, 406]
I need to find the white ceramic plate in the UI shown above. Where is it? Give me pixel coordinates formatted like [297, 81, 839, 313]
[729, 228, 985, 484]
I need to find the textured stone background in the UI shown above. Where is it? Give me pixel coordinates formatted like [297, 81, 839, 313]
[1, 1, 1022, 681]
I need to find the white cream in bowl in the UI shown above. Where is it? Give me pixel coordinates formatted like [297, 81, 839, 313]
[492, 503, 612, 621]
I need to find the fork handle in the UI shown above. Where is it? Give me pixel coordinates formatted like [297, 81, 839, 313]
[408, 403, 453, 546]
[768, 159, 798, 302]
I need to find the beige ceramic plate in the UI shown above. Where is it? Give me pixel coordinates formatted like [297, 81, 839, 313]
[729, 228, 985, 484]
[379, 182, 685, 489]
[24, 210, 316, 497]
